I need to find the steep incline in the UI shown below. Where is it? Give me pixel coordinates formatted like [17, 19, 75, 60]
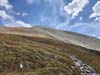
[0, 27, 100, 75]
[0, 26, 100, 51]
[0, 33, 77, 75]
[0, 32, 100, 75]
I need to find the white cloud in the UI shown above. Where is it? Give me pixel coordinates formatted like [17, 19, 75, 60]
[15, 21, 32, 27]
[0, 10, 11, 19]
[98, 37, 100, 39]
[0, 0, 13, 24]
[79, 17, 83, 20]
[22, 13, 28, 16]
[26, 0, 34, 4]
[2, 14, 32, 27]
[64, 0, 89, 19]
[89, 1, 100, 22]
[70, 22, 100, 37]
[26, 0, 71, 28]
[95, 17, 100, 22]
[0, 0, 32, 27]
[26, 0, 53, 4]
[4, 19, 32, 27]
[56, 21, 100, 38]
[0, 0, 12, 9]
[16, 12, 28, 17]
[26, 0, 40, 4]
[16, 13, 21, 16]
[30, 0, 69, 27]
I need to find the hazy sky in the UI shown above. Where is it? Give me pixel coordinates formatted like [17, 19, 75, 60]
[0, 0, 100, 38]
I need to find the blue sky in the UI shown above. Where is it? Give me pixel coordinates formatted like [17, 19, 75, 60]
[0, 0, 100, 38]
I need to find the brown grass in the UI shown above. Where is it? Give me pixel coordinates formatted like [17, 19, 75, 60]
[0, 33, 80, 75]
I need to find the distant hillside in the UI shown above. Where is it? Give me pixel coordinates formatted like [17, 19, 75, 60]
[0, 26, 100, 51]
[0, 27, 100, 75]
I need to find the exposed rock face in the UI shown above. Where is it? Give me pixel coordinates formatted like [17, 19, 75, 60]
[69, 55, 96, 75]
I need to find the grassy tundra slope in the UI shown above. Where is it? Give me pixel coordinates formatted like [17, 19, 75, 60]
[0, 27, 100, 75]
[0, 26, 100, 51]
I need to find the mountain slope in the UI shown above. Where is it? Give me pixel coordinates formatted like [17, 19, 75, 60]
[0, 27, 100, 75]
[0, 33, 77, 75]
[0, 26, 100, 51]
